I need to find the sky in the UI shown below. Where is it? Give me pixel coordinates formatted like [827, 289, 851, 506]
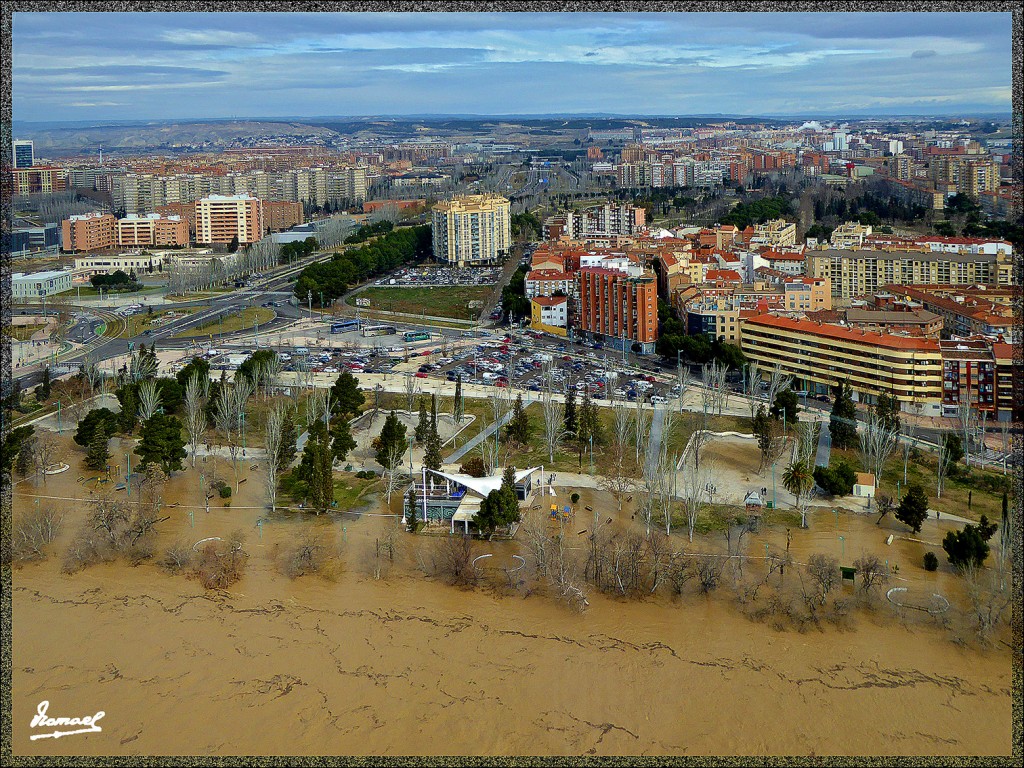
[12, 11, 1014, 123]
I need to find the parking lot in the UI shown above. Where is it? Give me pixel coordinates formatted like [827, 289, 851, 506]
[373, 266, 502, 286]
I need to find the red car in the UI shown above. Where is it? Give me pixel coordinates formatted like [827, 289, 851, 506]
[495, 380, 508, 387]
[415, 372, 428, 379]
[645, 375, 657, 383]
[562, 355, 572, 361]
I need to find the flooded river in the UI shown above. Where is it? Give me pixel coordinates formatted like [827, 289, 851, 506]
[10, 435, 1013, 756]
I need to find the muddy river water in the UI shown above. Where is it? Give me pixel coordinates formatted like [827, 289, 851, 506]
[10, 436, 1013, 757]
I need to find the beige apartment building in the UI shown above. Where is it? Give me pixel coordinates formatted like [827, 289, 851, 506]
[807, 249, 1008, 299]
[740, 314, 944, 414]
[116, 214, 190, 248]
[195, 194, 265, 246]
[749, 218, 797, 248]
[431, 194, 511, 267]
[829, 222, 872, 249]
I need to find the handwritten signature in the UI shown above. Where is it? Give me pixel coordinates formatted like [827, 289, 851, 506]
[30, 701, 105, 740]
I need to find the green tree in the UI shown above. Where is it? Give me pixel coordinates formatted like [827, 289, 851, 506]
[874, 392, 901, 433]
[770, 388, 799, 424]
[942, 433, 964, 477]
[453, 375, 463, 421]
[330, 371, 365, 418]
[423, 423, 443, 472]
[813, 459, 857, 497]
[38, 367, 51, 401]
[563, 386, 578, 437]
[175, 356, 210, 388]
[135, 413, 187, 475]
[942, 515, 998, 570]
[85, 431, 110, 471]
[329, 415, 356, 464]
[505, 394, 531, 445]
[74, 407, 119, 447]
[577, 389, 603, 446]
[277, 406, 298, 468]
[830, 380, 858, 449]
[414, 398, 430, 443]
[117, 384, 139, 432]
[296, 421, 334, 511]
[406, 487, 419, 528]
[475, 466, 521, 537]
[895, 483, 929, 533]
[375, 411, 408, 470]
[2, 425, 35, 475]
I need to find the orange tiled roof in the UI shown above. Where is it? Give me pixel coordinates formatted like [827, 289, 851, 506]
[744, 313, 942, 352]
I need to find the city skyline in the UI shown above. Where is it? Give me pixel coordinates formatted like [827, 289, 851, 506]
[13, 11, 1013, 122]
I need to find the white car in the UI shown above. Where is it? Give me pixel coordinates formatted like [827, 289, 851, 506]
[650, 395, 668, 404]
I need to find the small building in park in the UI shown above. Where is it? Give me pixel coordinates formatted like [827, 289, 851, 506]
[413, 466, 544, 533]
[853, 472, 876, 498]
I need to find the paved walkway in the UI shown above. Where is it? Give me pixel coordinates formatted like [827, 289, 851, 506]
[815, 421, 832, 468]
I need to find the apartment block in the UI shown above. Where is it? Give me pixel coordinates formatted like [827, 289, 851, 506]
[740, 313, 943, 414]
[263, 201, 305, 233]
[431, 194, 511, 267]
[525, 269, 574, 300]
[62, 212, 117, 252]
[116, 214, 190, 248]
[939, 339, 995, 418]
[749, 219, 797, 248]
[807, 249, 1006, 299]
[195, 194, 265, 245]
[9, 166, 67, 196]
[829, 222, 873, 249]
[576, 268, 658, 354]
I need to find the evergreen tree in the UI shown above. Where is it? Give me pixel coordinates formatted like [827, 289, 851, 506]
[453, 376, 463, 421]
[375, 411, 408, 470]
[578, 389, 603, 446]
[895, 483, 929, 533]
[504, 394, 531, 445]
[406, 487, 419, 527]
[3, 425, 35, 476]
[414, 398, 430, 443]
[943, 515, 998, 569]
[135, 413, 187, 475]
[277, 406, 298, 468]
[38, 367, 51, 401]
[118, 385, 139, 432]
[563, 386, 578, 437]
[74, 407, 118, 447]
[430, 393, 438, 433]
[330, 415, 356, 463]
[85, 431, 110, 471]
[874, 392, 901, 433]
[297, 421, 334, 511]
[770, 388, 799, 424]
[830, 380, 859, 449]
[329, 371, 365, 418]
[423, 423, 443, 472]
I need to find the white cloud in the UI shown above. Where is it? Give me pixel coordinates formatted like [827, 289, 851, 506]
[159, 29, 260, 46]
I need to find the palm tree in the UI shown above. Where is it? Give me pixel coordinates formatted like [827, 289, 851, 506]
[783, 459, 814, 528]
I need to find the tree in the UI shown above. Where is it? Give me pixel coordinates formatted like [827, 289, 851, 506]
[829, 380, 858, 449]
[923, 551, 939, 571]
[752, 406, 785, 473]
[941, 433, 964, 477]
[505, 394, 530, 446]
[135, 413, 187, 475]
[453, 375, 464, 421]
[577, 389, 602, 446]
[943, 516, 998, 570]
[805, 553, 841, 605]
[563, 385, 578, 438]
[330, 370, 364, 418]
[813, 459, 857, 497]
[783, 459, 814, 528]
[375, 411, 408, 470]
[895, 483, 929, 533]
[414, 398, 430, 443]
[405, 487, 419, 528]
[476, 466, 520, 537]
[858, 411, 900, 483]
[277, 406, 298, 468]
[228, 234, 239, 253]
[2, 425, 35, 476]
[73, 407, 118, 448]
[296, 421, 334, 512]
[85, 431, 110, 472]
[459, 457, 487, 477]
[541, 387, 564, 462]
[38, 367, 51, 401]
[874, 392, 901, 433]
[770, 388, 798, 424]
[182, 372, 208, 468]
[423, 423, 443, 472]
[137, 379, 162, 423]
[263, 404, 285, 512]
[329, 415, 356, 464]
[175, 356, 210, 388]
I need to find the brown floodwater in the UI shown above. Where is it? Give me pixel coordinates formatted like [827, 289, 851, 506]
[10, 434, 1013, 756]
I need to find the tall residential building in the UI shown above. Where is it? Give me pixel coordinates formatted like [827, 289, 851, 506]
[328, 166, 368, 202]
[9, 166, 66, 196]
[12, 140, 34, 168]
[575, 268, 658, 354]
[116, 214, 190, 248]
[544, 203, 646, 240]
[431, 194, 511, 267]
[195, 194, 265, 246]
[62, 212, 117, 252]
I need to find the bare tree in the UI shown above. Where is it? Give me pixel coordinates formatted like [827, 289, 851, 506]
[137, 378, 162, 423]
[743, 361, 762, 421]
[404, 373, 418, 413]
[852, 553, 890, 595]
[797, 420, 821, 467]
[962, 560, 1012, 644]
[183, 372, 207, 467]
[30, 431, 59, 486]
[858, 411, 899, 482]
[541, 387, 564, 462]
[681, 457, 714, 543]
[805, 553, 841, 605]
[212, 384, 238, 489]
[263, 403, 285, 512]
[633, 397, 651, 465]
[305, 385, 328, 427]
[676, 365, 693, 414]
[936, 437, 950, 498]
[956, 400, 975, 469]
[382, 443, 408, 505]
[765, 363, 792, 411]
[999, 419, 1010, 475]
[708, 360, 729, 415]
[900, 420, 916, 485]
[12, 505, 63, 562]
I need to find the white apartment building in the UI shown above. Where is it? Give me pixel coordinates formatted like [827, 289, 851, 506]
[431, 194, 511, 267]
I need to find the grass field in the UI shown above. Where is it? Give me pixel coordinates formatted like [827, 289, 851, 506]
[356, 286, 492, 320]
[173, 306, 275, 338]
[10, 323, 47, 341]
[125, 308, 197, 337]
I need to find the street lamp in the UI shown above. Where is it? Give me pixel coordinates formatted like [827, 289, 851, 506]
[125, 453, 131, 496]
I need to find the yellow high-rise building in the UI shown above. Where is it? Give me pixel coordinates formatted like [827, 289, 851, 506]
[431, 194, 511, 267]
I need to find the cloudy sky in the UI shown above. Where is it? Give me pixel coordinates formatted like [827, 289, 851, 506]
[12, 11, 1013, 122]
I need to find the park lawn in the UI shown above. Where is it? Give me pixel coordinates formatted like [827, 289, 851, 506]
[332, 473, 380, 511]
[125, 307, 197, 337]
[357, 285, 492, 320]
[173, 306, 275, 338]
[828, 446, 1008, 523]
[10, 323, 47, 341]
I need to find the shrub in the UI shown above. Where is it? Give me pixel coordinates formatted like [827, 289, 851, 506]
[219, 485, 232, 499]
[923, 552, 939, 571]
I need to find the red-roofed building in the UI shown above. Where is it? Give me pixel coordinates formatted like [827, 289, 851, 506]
[740, 313, 943, 413]
[525, 269, 574, 301]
